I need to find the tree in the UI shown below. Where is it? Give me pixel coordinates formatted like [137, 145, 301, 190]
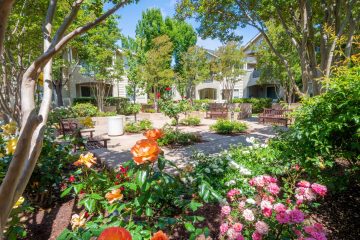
[77, 15, 123, 111]
[255, 21, 301, 103]
[177, 0, 360, 96]
[136, 8, 197, 71]
[142, 35, 174, 111]
[0, 0, 135, 234]
[212, 42, 245, 102]
[178, 46, 210, 98]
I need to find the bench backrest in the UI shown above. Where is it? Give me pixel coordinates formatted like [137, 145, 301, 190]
[209, 103, 228, 112]
[263, 108, 292, 117]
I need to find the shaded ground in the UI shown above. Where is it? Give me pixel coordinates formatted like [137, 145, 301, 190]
[314, 181, 360, 240]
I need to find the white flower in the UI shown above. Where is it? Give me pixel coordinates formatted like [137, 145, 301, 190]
[246, 137, 256, 144]
[246, 198, 256, 204]
[229, 160, 240, 170]
[71, 213, 86, 230]
[188, 176, 194, 183]
[204, 168, 211, 173]
[253, 144, 260, 148]
[239, 167, 252, 175]
[242, 150, 250, 154]
[261, 143, 267, 148]
[225, 180, 236, 186]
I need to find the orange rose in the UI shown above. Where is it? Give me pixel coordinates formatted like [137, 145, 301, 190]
[130, 139, 161, 165]
[151, 231, 169, 240]
[144, 129, 164, 141]
[73, 152, 97, 168]
[105, 189, 123, 204]
[98, 227, 132, 240]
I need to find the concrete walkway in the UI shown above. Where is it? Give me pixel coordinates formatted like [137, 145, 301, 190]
[89, 114, 279, 169]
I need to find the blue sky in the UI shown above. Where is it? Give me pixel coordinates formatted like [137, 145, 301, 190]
[115, 0, 259, 50]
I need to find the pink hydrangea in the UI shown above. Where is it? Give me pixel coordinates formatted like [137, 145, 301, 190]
[233, 222, 243, 232]
[311, 183, 327, 197]
[252, 231, 263, 240]
[260, 200, 273, 210]
[273, 203, 287, 213]
[289, 209, 305, 223]
[297, 180, 311, 188]
[220, 223, 229, 235]
[255, 221, 269, 235]
[267, 183, 280, 195]
[221, 205, 231, 215]
[276, 211, 290, 224]
[243, 209, 255, 221]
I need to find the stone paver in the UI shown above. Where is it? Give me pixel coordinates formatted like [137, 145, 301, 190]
[89, 114, 279, 169]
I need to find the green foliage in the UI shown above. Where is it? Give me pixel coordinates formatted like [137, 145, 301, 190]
[72, 103, 98, 117]
[212, 42, 245, 102]
[210, 119, 247, 134]
[177, 46, 210, 98]
[157, 127, 201, 146]
[179, 116, 201, 126]
[159, 99, 192, 126]
[232, 98, 272, 113]
[192, 99, 212, 111]
[124, 119, 153, 133]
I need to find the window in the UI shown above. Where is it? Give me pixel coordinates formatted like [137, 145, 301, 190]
[81, 86, 91, 97]
[266, 86, 277, 99]
[233, 89, 240, 98]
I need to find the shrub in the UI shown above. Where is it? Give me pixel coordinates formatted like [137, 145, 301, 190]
[125, 119, 153, 133]
[48, 106, 76, 125]
[73, 97, 97, 105]
[72, 103, 98, 117]
[210, 119, 247, 134]
[193, 99, 212, 111]
[232, 98, 272, 113]
[159, 99, 192, 126]
[172, 116, 201, 126]
[157, 127, 201, 146]
[96, 111, 117, 117]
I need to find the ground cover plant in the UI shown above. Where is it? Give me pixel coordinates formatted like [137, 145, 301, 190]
[124, 119, 153, 133]
[171, 116, 201, 126]
[210, 119, 248, 134]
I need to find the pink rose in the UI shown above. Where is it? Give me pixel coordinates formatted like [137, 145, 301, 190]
[255, 221, 269, 235]
[262, 208, 272, 217]
[227, 228, 242, 240]
[221, 205, 231, 215]
[233, 222, 243, 232]
[273, 203, 287, 213]
[243, 209, 255, 221]
[266, 183, 280, 195]
[311, 183, 327, 197]
[236, 235, 244, 240]
[252, 231, 262, 240]
[220, 223, 229, 235]
[289, 209, 305, 223]
[276, 211, 290, 224]
[238, 201, 246, 210]
[297, 180, 311, 188]
[260, 200, 273, 210]
[263, 175, 277, 184]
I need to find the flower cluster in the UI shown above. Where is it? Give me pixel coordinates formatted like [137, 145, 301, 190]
[219, 175, 328, 240]
[79, 116, 94, 128]
[295, 181, 327, 205]
[73, 152, 97, 168]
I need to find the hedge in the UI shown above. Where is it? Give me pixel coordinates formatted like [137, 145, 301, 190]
[232, 98, 272, 113]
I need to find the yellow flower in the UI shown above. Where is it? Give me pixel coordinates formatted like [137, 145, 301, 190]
[1, 121, 17, 135]
[38, 72, 44, 86]
[73, 152, 97, 168]
[80, 117, 94, 128]
[6, 138, 18, 155]
[13, 196, 25, 209]
[105, 189, 123, 204]
[70, 213, 86, 230]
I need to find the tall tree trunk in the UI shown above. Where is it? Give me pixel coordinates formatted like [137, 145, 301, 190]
[55, 82, 63, 106]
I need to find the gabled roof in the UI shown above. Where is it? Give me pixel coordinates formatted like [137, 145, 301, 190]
[242, 33, 262, 51]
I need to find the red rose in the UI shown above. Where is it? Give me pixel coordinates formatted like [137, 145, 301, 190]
[120, 186, 125, 191]
[165, 87, 171, 91]
[69, 175, 75, 183]
[156, 92, 161, 98]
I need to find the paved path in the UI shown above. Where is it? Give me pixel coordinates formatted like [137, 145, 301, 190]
[89, 114, 279, 169]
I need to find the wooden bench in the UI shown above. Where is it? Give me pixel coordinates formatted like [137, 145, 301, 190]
[206, 103, 228, 119]
[59, 119, 109, 150]
[259, 108, 292, 127]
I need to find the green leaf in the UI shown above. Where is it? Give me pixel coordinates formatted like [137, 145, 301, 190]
[184, 222, 195, 232]
[158, 156, 166, 171]
[145, 207, 153, 216]
[60, 187, 72, 198]
[136, 169, 148, 187]
[84, 198, 96, 213]
[89, 193, 103, 200]
[73, 184, 84, 194]
[188, 200, 203, 212]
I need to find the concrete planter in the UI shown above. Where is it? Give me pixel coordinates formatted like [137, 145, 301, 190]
[107, 115, 125, 136]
